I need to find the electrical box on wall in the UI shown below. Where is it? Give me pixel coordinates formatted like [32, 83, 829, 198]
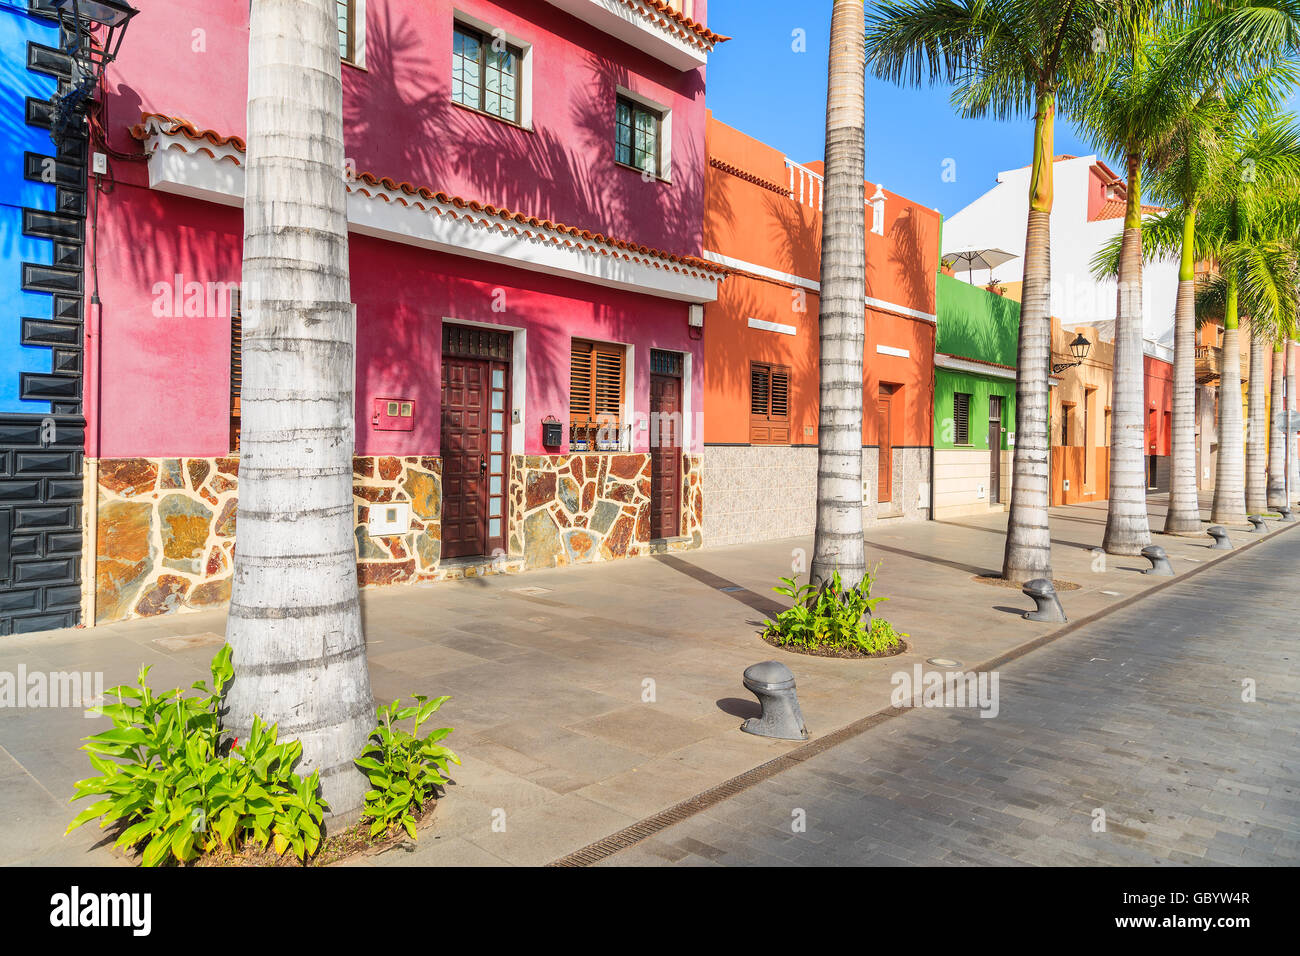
[372, 398, 415, 431]
[368, 501, 411, 536]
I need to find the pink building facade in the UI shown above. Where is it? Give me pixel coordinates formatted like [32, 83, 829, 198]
[86, 0, 727, 624]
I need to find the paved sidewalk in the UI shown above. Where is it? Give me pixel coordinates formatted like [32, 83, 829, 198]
[598, 526, 1300, 866]
[0, 494, 1293, 865]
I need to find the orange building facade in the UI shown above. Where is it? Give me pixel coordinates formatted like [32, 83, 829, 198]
[700, 116, 940, 546]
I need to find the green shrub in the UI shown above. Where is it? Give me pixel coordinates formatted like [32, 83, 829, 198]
[762, 566, 906, 654]
[356, 695, 459, 840]
[66, 645, 327, 866]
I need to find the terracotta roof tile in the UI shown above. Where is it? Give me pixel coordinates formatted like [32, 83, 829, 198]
[130, 112, 729, 278]
[624, 0, 731, 46]
[1094, 197, 1164, 220]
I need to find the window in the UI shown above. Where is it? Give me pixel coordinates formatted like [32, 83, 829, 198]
[570, 340, 626, 450]
[337, 0, 361, 64]
[953, 392, 971, 445]
[616, 96, 662, 176]
[750, 362, 790, 444]
[230, 292, 242, 453]
[452, 23, 522, 123]
[1061, 404, 1074, 447]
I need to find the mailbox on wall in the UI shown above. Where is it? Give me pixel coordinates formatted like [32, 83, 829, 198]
[542, 416, 563, 448]
[372, 398, 415, 431]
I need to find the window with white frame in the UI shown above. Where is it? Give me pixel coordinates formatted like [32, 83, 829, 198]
[337, 0, 365, 66]
[615, 88, 671, 180]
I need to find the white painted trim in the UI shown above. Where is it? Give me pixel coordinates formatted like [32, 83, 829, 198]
[539, 0, 712, 71]
[865, 295, 936, 324]
[136, 121, 723, 304]
[702, 250, 938, 323]
[351, 0, 367, 69]
[454, 8, 534, 130]
[876, 344, 910, 358]
[617, 84, 672, 181]
[442, 316, 528, 455]
[702, 250, 818, 291]
[747, 317, 797, 336]
[934, 352, 1017, 381]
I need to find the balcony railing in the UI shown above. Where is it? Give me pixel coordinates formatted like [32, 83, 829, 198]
[786, 160, 823, 210]
[1194, 344, 1250, 385]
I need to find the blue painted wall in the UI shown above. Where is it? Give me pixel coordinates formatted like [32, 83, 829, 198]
[1, 1, 60, 415]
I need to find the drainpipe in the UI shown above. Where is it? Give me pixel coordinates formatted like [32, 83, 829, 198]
[82, 171, 104, 628]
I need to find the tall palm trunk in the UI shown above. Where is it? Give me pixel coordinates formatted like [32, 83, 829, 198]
[1002, 86, 1056, 582]
[226, 0, 374, 819]
[1245, 322, 1268, 514]
[1102, 153, 1152, 555]
[1212, 283, 1248, 524]
[811, 0, 867, 591]
[1164, 207, 1201, 532]
[1267, 342, 1286, 509]
[1289, 340, 1298, 500]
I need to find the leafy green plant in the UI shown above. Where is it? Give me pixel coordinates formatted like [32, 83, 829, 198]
[66, 645, 327, 866]
[763, 565, 906, 654]
[356, 695, 459, 840]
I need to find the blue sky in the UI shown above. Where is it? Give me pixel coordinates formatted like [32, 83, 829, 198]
[705, 0, 1300, 219]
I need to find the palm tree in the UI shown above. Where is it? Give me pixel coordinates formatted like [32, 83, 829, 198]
[1074, 15, 1197, 556]
[867, 0, 1108, 582]
[811, 0, 868, 591]
[1246, 317, 1271, 513]
[1267, 336, 1292, 509]
[1187, 122, 1300, 525]
[226, 0, 374, 819]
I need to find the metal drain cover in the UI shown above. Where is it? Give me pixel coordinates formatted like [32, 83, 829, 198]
[510, 586, 552, 595]
[926, 657, 962, 668]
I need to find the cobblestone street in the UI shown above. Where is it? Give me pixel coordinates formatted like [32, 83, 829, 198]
[600, 527, 1300, 866]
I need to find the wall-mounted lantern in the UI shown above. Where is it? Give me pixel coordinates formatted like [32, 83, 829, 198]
[48, 0, 139, 145]
[1052, 333, 1092, 374]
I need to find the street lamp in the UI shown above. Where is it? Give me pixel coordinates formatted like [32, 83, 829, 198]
[1052, 333, 1092, 374]
[48, 0, 139, 145]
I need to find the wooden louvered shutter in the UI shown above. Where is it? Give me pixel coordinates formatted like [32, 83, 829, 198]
[570, 341, 593, 425]
[750, 362, 790, 445]
[768, 366, 790, 443]
[230, 292, 242, 452]
[593, 344, 624, 427]
[954, 392, 970, 445]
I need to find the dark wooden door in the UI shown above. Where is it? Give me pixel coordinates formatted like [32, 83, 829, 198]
[988, 395, 1002, 504]
[877, 393, 893, 503]
[650, 373, 682, 538]
[441, 357, 489, 559]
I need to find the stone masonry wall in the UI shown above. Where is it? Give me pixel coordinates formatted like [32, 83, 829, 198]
[510, 452, 703, 569]
[92, 451, 703, 625]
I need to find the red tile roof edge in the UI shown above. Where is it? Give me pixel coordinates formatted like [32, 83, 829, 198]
[708, 157, 789, 197]
[630, 0, 731, 45]
[936, 352, 1017, 373]
[130, 112, 729, 277]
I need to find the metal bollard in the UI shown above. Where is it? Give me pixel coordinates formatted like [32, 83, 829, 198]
[1278, 506, 1295, 522]
[1207, 525, 1233, 550]
[740, 661, 808, 741]
[1140, 545, 1174, 576]
[1021, 578, 1066, 623]
[1247, 514, 1267, 533]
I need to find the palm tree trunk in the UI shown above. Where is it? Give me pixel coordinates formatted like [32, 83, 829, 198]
[226, 0, 374, 820]
[1212, 283, 1248, 524]
[811, 0, 867, 591]
[1289, 340, 1298, 501]
[1002, 87, 1055, 582]
[1164, 207, 1201, 533]
[1267, 342, 1286, 509]
[1245, 323, 1268, 514]
[1102, 152, 1151, 555]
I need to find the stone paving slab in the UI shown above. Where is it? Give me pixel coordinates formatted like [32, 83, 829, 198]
[599, 527, 1300, 866]
[0, 493, 1293, 866]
